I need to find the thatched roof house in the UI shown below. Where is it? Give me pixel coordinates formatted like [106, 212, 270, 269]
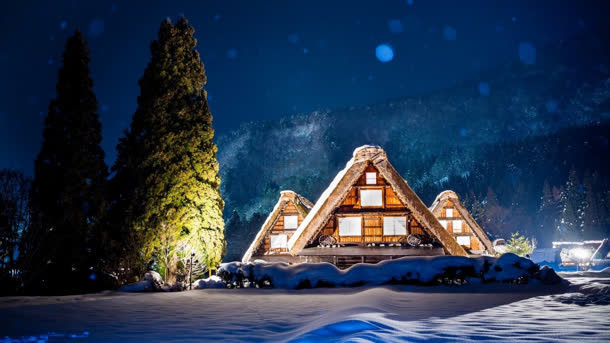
[281, 145, 467, 267]
[429, 190, 494, 254]
[242, 190, 313, 263]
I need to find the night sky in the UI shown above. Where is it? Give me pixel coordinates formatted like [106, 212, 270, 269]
[0, 0, 607, 175]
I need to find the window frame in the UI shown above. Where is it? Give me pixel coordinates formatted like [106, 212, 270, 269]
[360, 189, 383, 207]
[338, 217, 362, 236]
[452, 219, 463, 233]
[365, 172, 377, 185]
[270, 234, 288, 249]
[283, 215, 298, 229]
[445, 208, 454, 218]
[383, 216, 407, 236]
[456, 235, 470, 246]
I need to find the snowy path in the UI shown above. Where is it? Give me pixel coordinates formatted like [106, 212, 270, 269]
[0, 278, 608, 342]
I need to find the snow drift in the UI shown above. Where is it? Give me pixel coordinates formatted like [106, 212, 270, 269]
[218, 254, 563, 289]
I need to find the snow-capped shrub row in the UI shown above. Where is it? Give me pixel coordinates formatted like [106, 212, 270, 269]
[217, 254, 563, 289]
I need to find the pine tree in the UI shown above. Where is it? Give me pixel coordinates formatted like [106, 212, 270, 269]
[557, 167, 585, 241]
[536, 180, 559, 247]
[483, 186, 508, 237]
[583, 171, 601, 239]
[0, 169, 31, 293]
[110, 18, 224, 282]
[22, 31, 108, 294]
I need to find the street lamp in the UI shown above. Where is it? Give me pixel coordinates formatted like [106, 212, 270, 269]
[189, 252, 195, 290]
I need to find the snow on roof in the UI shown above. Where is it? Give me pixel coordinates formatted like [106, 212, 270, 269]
[430, 190, 459, 210]
[352, 144, 382, 157]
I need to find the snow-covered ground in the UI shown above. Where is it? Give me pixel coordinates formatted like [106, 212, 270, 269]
[1, 275, 609, 342]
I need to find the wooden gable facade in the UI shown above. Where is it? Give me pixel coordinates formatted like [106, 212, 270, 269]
[429, 190, 494, 255]
[316, 164, 429, 246]
[241, 191, 313, 263]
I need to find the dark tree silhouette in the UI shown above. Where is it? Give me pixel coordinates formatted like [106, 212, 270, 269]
[22, 31, 108, 294]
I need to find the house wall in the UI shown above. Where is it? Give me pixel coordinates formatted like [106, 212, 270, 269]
[314, 164, 431, 246]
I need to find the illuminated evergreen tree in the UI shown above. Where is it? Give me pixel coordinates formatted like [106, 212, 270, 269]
[22, 31, 108, 294]
[111, 17, 224, 282]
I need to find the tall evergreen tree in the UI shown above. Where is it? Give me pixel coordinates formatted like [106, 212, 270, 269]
[557, 167, 585, 241]
[536, 180, 559, 247]
[22, 31, 108, 294]
[110, 18, 224, 282]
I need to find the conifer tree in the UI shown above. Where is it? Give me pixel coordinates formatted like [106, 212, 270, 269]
[557, 167, 585, 240]
[537, 180, 559, 247]
[111, 18, 224, 282]
[22, 31, 108, 293]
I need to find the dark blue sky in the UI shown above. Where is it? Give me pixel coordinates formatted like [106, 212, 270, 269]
[0, 0, 607, 175]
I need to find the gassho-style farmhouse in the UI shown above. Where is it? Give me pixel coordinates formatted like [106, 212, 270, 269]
[242, 145, 494, 268]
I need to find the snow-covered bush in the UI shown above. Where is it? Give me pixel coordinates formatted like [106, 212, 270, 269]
[192, 275, 226, 289]
[217, 254, 563, 289]
[119, 271, 164, 292]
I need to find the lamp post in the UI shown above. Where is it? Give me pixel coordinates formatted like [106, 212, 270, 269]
[189, 252, 195, 290]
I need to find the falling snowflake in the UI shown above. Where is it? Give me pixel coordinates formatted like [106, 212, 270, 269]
[518, 42, 536, 65]
[375, 44, 394, 63]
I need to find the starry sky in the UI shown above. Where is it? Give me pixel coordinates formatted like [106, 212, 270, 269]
[0, 0, 608, 175]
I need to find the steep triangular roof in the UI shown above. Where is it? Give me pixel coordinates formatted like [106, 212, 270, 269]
[287, 146, 468, 256]
[429, 190, 495, 254]
[242, 190, 312, 262]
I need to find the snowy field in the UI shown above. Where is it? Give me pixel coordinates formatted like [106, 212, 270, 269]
[1, 275, 609, 342]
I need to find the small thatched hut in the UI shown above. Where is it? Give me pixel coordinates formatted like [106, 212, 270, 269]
[429, 190, 494, 255]
[241, 190, 313, 263]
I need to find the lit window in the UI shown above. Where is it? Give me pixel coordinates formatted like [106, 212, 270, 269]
[452, 219, 462, 233]
[456, 236, 470, 246]
[383, 217, 407, 236]
[445, 208, 453, 217]
[284, 215, 298, 229]
[366, 172, 377, 185]
[361, 190, 382, 207]
[338, 217, 361, 236]
[439, 220, 448, 229]
[270, 234, 287, 249]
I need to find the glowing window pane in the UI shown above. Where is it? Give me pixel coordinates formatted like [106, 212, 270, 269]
[456, 236, 470, 246]
[439, 220, 448, 229]
[284, 215, 298, 229]
[366, 172, 377, 185]
[338, 217, 361, 236]
[270, 234, 287, 249]
[445, 208, 454, 217]
[361, 190, 382, 207]
[383, 217, 407, 236]
[452, 219, 463, 233]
